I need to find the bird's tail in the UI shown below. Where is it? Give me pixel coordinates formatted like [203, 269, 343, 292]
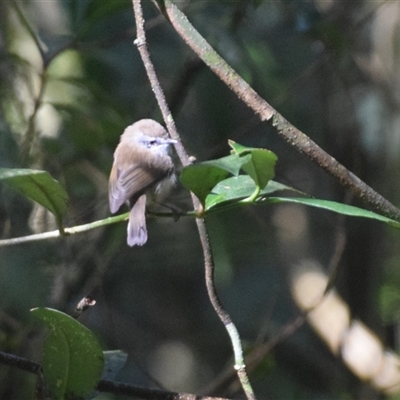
[127, 194, 147, 246]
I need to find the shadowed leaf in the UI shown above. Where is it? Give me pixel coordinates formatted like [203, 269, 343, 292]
[31, 308, 104, 400]
[0, 168, 68, 230]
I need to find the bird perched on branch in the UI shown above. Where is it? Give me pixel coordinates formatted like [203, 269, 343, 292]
[109, 119, 176, 246]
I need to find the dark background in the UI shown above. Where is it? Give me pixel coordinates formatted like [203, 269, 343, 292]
[1, 1, 400, 399]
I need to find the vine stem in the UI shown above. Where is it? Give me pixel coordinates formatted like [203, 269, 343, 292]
[131, 1, 256, 399]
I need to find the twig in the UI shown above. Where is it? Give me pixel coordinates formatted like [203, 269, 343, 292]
[132, 3, 189, 166]
[98, 379, 228, 400]
[72, 296, 96, 319]
[196, 219, 255, 399]
[203, 197, 349, 396]
[11, 2, 47, 60]
[161, 0, 400, 223]
[132, 1, 256, 399]
[0, 351, 230, 400]
[0, 213, 128, 247]
[19, 69, 47, 165]
[0, 351, 41, 375]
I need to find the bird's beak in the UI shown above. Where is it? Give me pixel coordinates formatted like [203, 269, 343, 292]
[159, 138, 177, 145]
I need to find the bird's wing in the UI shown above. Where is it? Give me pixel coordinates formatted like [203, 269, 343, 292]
[109, 163, 166, 213]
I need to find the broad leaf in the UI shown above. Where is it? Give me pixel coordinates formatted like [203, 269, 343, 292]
[229, 140, 278, 189]
[181, 141, 279, 204]
[180, 154, 251, 204]
[241, 149, 277, 189]
[0, 168, 68, 230]
[205, 176, 291, 210]
[31, 308, 104, 400]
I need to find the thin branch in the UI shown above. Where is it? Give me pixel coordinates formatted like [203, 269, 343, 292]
[132, 1, 255, 399]
[10, 2, 52, 166]
[0, 351, 229, 400]
[132, 5, 189, 166]
[202, 199, 349, 396]
[19, 69, 47, 165]
[98, 379, 229, 400]
[0, 351, 41, 375]
[0, 213, 129, 247]
[196, 219, 255, 399]
[72, 296, 96, 319]
[161, 0, 400, 223]
[11, 1, 47, 60]
[10, 1, 49, 165]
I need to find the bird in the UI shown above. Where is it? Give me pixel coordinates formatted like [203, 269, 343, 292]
[109, 119, 176, 246]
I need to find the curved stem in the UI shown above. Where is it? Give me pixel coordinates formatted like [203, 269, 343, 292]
[132, 1, 256, 399]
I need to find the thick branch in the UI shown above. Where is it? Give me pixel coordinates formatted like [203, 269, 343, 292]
[162, 0, 400, 222]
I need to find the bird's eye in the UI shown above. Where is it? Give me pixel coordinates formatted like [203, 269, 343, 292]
[147, 139, 158, 148]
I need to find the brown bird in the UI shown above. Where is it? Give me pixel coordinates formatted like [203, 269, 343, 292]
[109, 119, 176, 246]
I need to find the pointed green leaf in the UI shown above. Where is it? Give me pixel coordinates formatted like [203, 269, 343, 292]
[262, 197, 400, 228]
[205, 176, 291, 210]
[229, 140, 278, 189]
[0, 168, 68, 229]
[201, 153, 251, 176]
[241, 149, 277, 189]
[180, 164, 229, 205]
[181, 141, 278, 204]
[180, 154, 250, 204]
[203, 176, 400, 230]
[31, 308, 104, 400]
[228, 140, 249, 155]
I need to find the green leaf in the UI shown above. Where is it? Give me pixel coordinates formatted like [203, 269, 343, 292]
[203, 176, 400, 230]
[31, 308, 104, 400]
[262, 197, 400, 228]
[205, 175, 291, 210]
[181, 141, 278, 205]
[0, 168, 68, 230]
[180, 154, 251, 204]
[228, 140, 250, 155]
[229, 140, 278, 190]
[241, 149, 277, 189]
[201, 153, 251, 176]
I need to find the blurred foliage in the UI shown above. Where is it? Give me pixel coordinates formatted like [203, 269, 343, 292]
[1, 0, 400, 399]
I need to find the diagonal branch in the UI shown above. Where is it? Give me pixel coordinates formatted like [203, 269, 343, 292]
[161, 0, 400, 222]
